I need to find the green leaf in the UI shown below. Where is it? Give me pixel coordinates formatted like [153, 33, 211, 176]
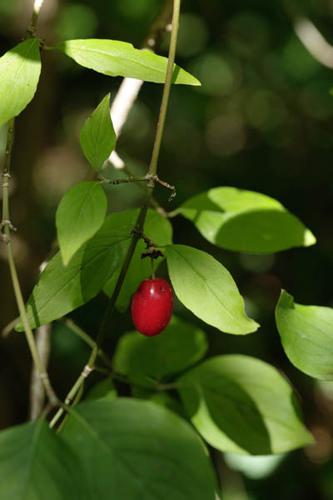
[85, 378, 117, 401]
[113, 316, 208, 386]
[0, 38, 41, 127]
[0, 420, 82, 499]
[80, 93, 116, 169]
[276, 290, 333, 380]
[165, 245, 259, 335]
[178, 355, 314, 455]
[104, 209, 173, 311]
[57, 39, 200, 85]
[56, 181, 107, 265]
[61, 398, 216, 499]
[16, 213, 133, 330]
[176, 187, 316, 254]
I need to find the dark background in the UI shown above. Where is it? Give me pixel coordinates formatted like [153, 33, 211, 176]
[0, 0, 333, 498]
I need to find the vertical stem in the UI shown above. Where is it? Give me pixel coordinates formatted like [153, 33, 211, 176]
[1, 0, 59, 409]
[49, 0, 182, 429]
[1, 122, 58, 406]
[148, 0, 181, 178]
[28, 0, 45, 36]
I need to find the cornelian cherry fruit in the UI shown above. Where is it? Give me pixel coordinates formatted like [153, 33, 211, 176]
[131, 278, 173, 336]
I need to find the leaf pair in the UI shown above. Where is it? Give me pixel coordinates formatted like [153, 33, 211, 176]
[18, 239, 258, 336]
[113, 321, 313, 455]
[0, 400, 217, 500]
[0, 36, 200, 130]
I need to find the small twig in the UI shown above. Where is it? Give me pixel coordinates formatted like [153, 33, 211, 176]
[99, 172, 176, 201]
[49, 363, 92, 428]
[99, 175, 148, 185]
[149, 175, 176, 201]
[63, 319, 112, 368]
[2, 317, 19, 337]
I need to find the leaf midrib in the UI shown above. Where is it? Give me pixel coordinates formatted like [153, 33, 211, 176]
[169, 247, 251, 329]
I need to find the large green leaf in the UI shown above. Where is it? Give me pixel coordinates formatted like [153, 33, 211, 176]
[80, 93, 116, 169]
[113, 316, 208, 386]
[178, 355, 313, 455]
[104, 209, 173, 311]
[165, 245, 259, 335]
[57, 39, 200, 85]
[56, 181, 107, 265]
[61, 398, 216, 499]
[276, 290, 333, 380]
[16, 213, 133, 330]
[176, 187, 316, 254]
[0, 420, 82, 500]
[0, 38, 41, 127]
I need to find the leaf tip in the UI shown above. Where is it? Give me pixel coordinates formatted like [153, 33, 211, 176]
[277, 289, 294, 311]
[304, 229, 316, 248]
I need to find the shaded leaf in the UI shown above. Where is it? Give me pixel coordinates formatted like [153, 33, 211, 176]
[56, 181, 107, 265]
[276, 290, 333, 380]
[113, 316, 208, 386]
[0, 38, 41, 127]
[61, 398, 216, 499]
[80, 93, 116, 169]
[178, 355, 314, 455]
[131, 387, 186, 418]
[57, 39, 200, 85]
[0, 420, 82, 500]
[165, 245, 259, 335]
[176, 187, 316, 254]
[85, 378, 117, 401]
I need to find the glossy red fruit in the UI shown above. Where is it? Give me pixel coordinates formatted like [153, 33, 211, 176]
[131, 278, 173, 336]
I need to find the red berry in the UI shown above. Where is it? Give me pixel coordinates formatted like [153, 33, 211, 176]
[131, 278, 173, 336]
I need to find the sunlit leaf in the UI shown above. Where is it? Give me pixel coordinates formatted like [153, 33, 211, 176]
[178, 355, 314, 455]
[0, 38, 41, 127]
[276, 290, 333, 380]
[57, 39, 200, 85]
[176, 187, 316, 254]
[165, 245, 259, 334]
[56, 181, 107, 265]
[80, 93, 116, 169]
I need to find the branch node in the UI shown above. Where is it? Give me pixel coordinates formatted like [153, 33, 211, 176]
[82, 364, 94, 378]
[1, 219, 17, 232]
[145, 174, 176, 201]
